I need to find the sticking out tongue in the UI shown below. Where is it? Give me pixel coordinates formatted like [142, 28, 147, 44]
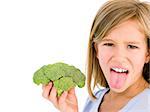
[110, 69, 128, 89]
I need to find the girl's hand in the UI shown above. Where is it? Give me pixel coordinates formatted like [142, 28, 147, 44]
[42, 82, 78, 112]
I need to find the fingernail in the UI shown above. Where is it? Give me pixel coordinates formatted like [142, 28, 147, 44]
[48, 82, 52, 86]
[64, 91, 68, 95]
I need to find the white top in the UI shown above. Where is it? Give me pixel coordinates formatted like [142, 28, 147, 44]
[82, 88, 150, 112]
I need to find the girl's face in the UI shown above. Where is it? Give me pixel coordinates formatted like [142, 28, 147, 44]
[96, 19, 149, 92]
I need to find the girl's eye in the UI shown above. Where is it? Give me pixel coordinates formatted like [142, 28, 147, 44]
[103, 43, 114, 46]
[127, 45, 138, 49]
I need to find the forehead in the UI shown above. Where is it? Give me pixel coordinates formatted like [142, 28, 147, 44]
[104, 19, 146, 41]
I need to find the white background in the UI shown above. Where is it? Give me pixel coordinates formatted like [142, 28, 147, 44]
[0, 0, 106, 112]
[0, 0, 148, 112]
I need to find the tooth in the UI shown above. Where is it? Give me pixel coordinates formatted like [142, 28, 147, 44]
[112, 67, 127, 73]
[118, 69, 122, 72]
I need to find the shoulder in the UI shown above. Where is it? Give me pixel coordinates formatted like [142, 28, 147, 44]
[133, 88, 150, 111]
[82, 88, 109, 112]
[134, 88, 150, 105]
[94, 88, 109, 98]
[86, 87, 109, 103]
[145, 87, 150, 93]
[121, 88, 150, 112]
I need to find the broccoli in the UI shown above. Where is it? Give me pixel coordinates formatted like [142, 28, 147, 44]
[33, 62, 86, 96]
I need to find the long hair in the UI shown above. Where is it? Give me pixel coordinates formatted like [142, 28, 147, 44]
[86, 0, 150, 99]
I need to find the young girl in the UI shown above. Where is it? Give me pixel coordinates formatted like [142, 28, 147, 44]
[42, 0, 150, 112]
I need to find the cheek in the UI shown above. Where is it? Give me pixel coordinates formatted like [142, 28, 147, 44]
[130, 54, 146, 73]
[127, 56, 145, 87]
[97, 49, 113, 81]
[126, 52, 146, 85]
[97, 48, 113, 71]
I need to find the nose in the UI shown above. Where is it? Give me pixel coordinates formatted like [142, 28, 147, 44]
[112, 46, 127, 60]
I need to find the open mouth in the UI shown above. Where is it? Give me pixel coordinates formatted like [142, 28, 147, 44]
[110, 67, 129, 74]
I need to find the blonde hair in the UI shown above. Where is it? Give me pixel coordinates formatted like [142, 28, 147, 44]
[87, 0, 150, 99]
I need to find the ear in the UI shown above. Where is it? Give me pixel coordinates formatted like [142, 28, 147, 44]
[145, 49, 150, 63]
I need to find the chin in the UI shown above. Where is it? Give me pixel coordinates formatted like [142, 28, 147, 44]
[109, 84, 128, 93]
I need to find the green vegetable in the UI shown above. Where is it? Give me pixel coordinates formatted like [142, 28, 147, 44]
[33, 62, 86, 96]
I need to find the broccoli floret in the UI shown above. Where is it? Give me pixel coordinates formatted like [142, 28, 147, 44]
[54, 77, 76, 96]
[33, 65, 49, 85]
[33, 62, 86, 96]
[43, 63, 64, 81]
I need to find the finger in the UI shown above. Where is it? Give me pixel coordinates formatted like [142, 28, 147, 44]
[68, 88, 75, 95]
[42, 84, 46, 90]
[48, 86, 58, 107]
[67, 88, 78, 107]
[42, 82, 53, 99]
[42, 82, 52, 90]
[58, 91, 68, 106]
[67, 88, 77, 100]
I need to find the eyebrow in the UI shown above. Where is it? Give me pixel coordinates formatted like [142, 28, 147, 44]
[101, 38, 114, 42]
[101, 38, 141, 44]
